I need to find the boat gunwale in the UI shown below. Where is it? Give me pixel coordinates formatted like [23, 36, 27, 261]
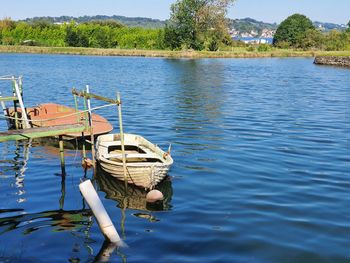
[96, 133, 173, 167]
[97, 155, 173, 167]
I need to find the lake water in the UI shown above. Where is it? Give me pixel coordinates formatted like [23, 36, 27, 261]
[0, 54, 349, 262]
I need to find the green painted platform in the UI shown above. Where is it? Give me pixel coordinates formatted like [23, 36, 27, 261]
[0, 124, 85, 142]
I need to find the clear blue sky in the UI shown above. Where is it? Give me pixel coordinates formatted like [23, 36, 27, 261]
[1, 0, 349, 24]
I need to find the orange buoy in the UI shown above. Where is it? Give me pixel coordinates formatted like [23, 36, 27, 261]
[146, 190, 164, 203]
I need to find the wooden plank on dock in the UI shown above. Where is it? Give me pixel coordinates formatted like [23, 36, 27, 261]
[72, 88, 119, 104]
[0, 124, 85, 142]
[0, 96, 18, 102]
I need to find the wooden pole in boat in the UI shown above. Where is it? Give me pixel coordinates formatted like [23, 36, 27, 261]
[117, 92, 128, 189]
[59, 135, 66, 176]
[86, 85, 96, 172]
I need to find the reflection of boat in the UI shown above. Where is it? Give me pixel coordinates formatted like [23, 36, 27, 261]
[96, 165, 173, 211]
[96, 133, 173, 189]
[9, 103, 113, 139]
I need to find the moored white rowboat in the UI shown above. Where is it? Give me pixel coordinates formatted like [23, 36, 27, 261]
[96, 133, 173, 189]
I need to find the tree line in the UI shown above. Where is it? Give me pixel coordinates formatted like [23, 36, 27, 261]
[0, 0, 349, 52]
[0, 19, 165, 49]
[0, 0, 235, 51]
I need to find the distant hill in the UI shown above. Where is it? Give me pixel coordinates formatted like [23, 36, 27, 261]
[313, 21, 348, 31]
[228, 18, 347, 38]
[229, 18, 277, 33]
[20, 15, 347, 36]
[228, 18, 277, 38]
[229, 18, 347, 32]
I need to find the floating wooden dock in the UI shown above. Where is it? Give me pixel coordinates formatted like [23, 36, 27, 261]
[0, 76, 122, 176]
[0, 124, 85, 142]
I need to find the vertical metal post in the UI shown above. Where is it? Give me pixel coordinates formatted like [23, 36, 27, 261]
[0, 93, 10, 129]
[81, 135, 87, 159]
[18, 76, 23, 92]
[86, 85, 96, 172]
[83, 94, 90, 160]
[13, 77, 30, 129]
[83, 95, 89, 128]
[12, 79, 19, 129]
[74, 92, 86, 159]
[117, 92, 128, 189]
[59, 135, 66, 176]
[73, 92, 80, 123]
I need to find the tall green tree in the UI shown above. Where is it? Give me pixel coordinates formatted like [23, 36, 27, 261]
[164, 0, 235, 50]
[273, 14, 315, 48]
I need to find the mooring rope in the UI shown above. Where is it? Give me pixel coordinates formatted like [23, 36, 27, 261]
[0, 103, 117, 123]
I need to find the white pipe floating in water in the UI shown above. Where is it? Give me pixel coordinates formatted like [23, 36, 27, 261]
[79, 179, 123, 245]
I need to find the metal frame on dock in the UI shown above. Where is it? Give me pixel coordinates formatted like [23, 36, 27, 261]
[72, 86, 127, 185]
[0, 76, 123, 178]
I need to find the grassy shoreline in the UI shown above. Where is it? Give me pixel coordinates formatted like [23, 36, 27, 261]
[0, 45, 349, 58]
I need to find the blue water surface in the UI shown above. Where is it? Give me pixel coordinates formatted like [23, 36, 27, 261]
[0, 54, 349, 262]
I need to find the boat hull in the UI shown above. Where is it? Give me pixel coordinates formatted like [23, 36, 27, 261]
[96, 133, 173, 189]
[99, 160, 171, 188]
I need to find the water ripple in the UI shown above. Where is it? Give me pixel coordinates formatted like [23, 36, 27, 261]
[0, 56, 349, 262]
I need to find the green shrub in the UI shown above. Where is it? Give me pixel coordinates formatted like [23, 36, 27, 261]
[257, 44, 271, 52]
[275, 40, 290, 49]
[246, 45, 256, 52]
[324, 30, 348, 51]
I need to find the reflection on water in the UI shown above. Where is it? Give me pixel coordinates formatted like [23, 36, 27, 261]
[0, 137, 171, 261]
[0, 140, 128, 262]
[171, 60, 225, 138]
[93, 241, 119, 263]
[31, 137, 94, 152]
[0, 208, 102, 262]
[169, 60, 226, 168]
[1, 55, 350, 262]
[0, 140, 93, 250]
[95, 165, 173, 212]
[0, 208, 92, 235]
[0, 140, 32, 203]
[177, 60, 224, 107]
